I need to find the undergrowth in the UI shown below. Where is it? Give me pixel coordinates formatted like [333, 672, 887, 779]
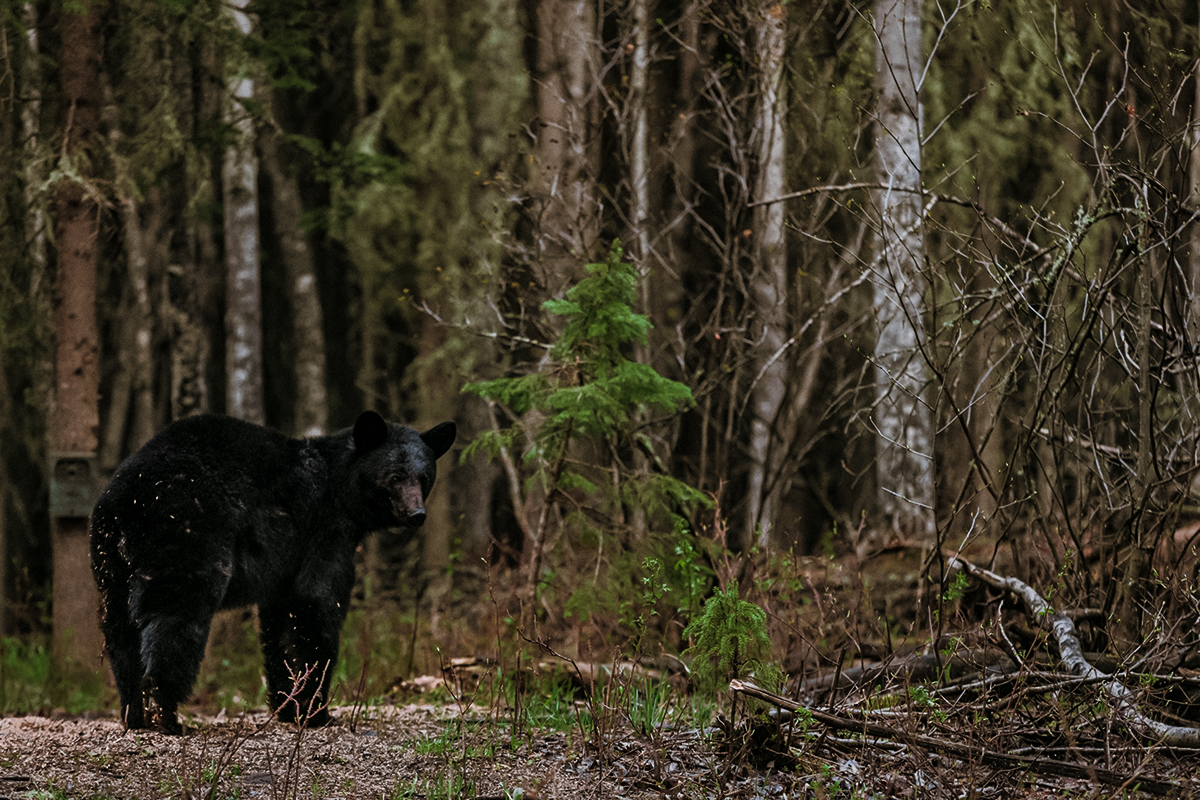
[0, 635, 106, 714]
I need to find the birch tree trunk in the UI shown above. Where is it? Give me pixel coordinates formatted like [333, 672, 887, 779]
[626, 0, 653, 540]
[871, 0, 934, 544]
[53, 0, 105, 669]
[22, 0, 51, 415]
[223, 0, 264, 425]
[745, 2, 789, 551]
[629, 0, 651, 277]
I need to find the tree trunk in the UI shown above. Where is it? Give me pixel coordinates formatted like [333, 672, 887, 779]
[629, 0, 651, 276]
[260, 113, 328, 437]
[745, 2, 789, 551]
[53, 0, 105, 670]
[1113, 207, 1157, 651]
[223, 0, 264, 425]
[658, 5, 708, 379]
[1190, 20, 1200, 341]
[22, 0, 52, 414]
[626, 0, 653, 541]
[871, 0, 934, 544]
[110, 171, 163, 457]
[171, 35, 219, 421]
[13, 0, 47, 635]
[532, 0, 600, 299]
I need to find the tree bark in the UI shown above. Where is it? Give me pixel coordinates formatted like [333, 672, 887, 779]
[22, 0, 52, 416]
[53, 0, 105, 670]
[260, 113, 328, 437]
[170, 34, 219, 421]
[745, 2, 789, 551]
[223, 0, 264, 425]
[629, 0, 651, 275]
[120, 192, 162, 454]
[655, 5, 705, 384]
[532, 0, 600, 299]
[871, 0, 934, 544]
[1190, 18, 1200, 341]
[13, 0, 47, 635]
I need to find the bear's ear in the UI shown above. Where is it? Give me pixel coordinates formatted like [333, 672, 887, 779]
[421, 421, 457, 459]
[353, 410, 390, 454]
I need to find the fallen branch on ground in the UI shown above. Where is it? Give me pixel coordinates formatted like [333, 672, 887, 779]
[729, 678, 1181, 796]
[949, 557, 1200, 748]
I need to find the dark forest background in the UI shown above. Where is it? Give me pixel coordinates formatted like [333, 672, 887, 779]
[2, 0, 1200, 678]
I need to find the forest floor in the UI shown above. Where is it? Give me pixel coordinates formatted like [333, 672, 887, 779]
[1, 697, 1196, 799]
[5, 540, 1200, 798]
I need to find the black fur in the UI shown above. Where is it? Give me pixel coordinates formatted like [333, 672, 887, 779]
[89, 411, 456, 734]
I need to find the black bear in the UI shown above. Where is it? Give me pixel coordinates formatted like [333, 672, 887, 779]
[89, 411, 455, 734]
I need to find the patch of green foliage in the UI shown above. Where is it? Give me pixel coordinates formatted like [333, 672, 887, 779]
[682, 582, 783, 697]
[463, 242, 712, 633]
[0, 636, 106, 714]
[463, 242, 698, 470]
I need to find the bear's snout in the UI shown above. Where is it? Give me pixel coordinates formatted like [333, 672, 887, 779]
[392, 481, 428, 527]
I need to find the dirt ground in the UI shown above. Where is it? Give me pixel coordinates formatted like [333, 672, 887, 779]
[3, 700, 1195, 799]
[0, 704, 794, 800]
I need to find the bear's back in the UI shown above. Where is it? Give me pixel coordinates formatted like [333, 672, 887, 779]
[92, 416, 330, 558]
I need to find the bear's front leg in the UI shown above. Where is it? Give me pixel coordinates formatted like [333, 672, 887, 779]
[259, 596, 347, 727]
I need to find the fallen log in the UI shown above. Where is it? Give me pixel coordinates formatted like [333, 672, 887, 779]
[949, 557, 1200, 748]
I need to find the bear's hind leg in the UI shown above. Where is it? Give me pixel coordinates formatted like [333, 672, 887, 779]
[105, 614, 148, 729]
[131, 568, 226, 735]
[96, 570, 149, 729]
[139, 615, 212, 735]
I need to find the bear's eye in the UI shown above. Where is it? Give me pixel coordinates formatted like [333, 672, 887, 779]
[387, 474, 403, 486]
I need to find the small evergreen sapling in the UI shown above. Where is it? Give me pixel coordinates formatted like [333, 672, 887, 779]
[462, 243, 707, 602]
[682, 581, 782, 696]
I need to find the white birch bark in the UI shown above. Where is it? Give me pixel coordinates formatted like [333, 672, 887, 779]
[746, 2, 789, 550]
[872, 0, 934, 543]
[630, 0, 651, 276]
[627, 0, 653, 540]
[223, 0, 265, 424]
[120, 196, 158, 453]
[952, 558, 1200, 747]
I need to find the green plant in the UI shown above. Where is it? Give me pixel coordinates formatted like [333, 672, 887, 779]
[0, 636, 107, 714]
[0, 636, 53, 713]
[463, 242, 709, 604]
[682, 582, 782, 696]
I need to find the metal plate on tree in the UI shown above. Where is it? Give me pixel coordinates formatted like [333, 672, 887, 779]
[49, 452, 99, 519]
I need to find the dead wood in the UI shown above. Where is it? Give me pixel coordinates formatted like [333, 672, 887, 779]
[799, 646, 1014, 698]
[730, 678, 1184, 796]
[950, 557, 1200, 748]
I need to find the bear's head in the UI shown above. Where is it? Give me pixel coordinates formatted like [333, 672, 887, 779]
[350, 410, 456, 530]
